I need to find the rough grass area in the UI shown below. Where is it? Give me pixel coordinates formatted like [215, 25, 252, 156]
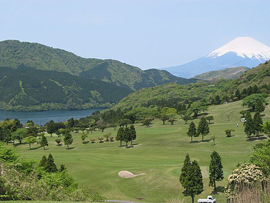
[12, 99, 270, 203]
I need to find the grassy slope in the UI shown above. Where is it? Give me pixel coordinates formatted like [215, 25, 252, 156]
[13, 99, 270, 203]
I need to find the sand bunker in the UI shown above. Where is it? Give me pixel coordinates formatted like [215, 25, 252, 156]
[118, 171, 146, 178]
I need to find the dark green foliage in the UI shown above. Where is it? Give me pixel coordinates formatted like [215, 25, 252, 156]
[209, 151, 224, 191]
[187, 122, 197, 142]
[180, 154, 203, 203]
[60, 164, 67, 172]
[0, 143, 18, 163]
[64, 132, 73, 149]
[244, 112, 255, 138]
[181, 113, 192, 124]
[225, 129, 235, 137]
[197, 117, 209, 142]
[205, 116, 214, 124]
[242, 94, 267, 112]
[40, 135, 48, 150]
[168, 117, 176, 125]
[130, 125, 136, 145]
[39, 155, 47, 167]
[253, 112, 263, 136]
[250, 140, 270, 176]
[160, 114, 169, 125]
[44, 154, 58, 173]
[254, 99, 265, 112]
[116, 127, 124, 147]
[47, 120, 57, 137]
[188, 102, 208, 117]
[123, 128, 131, 148]
[0, 66, 132, 111]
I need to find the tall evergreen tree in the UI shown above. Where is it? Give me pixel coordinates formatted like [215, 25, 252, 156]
[123, 127, 131, 147]
[40, 135, 48, 150]
[39, 155, 47, 167]
[253, 112, 263, 136]
[116, 127, 124, 147]
[197, 117, 209, 142]
[254, 99, 265, 113]
[44, 153, 57, 172]
[47, 120, 57, 137]
[180, 156, 203, 203]
[130, 125, 136, 145]
[244, 112, 255, 138]
[187, 122, 197, 142]
[209, 151, 224, 192]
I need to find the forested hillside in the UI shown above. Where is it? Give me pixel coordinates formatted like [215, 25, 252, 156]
[0, 66, 132, 111]
[0, 40, 197, 91]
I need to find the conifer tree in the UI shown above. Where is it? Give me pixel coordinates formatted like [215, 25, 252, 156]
[40, 135, 48, 150]
[187, 122, 197, 142]
[123, 127, 131, 147]
[44, 153, 57, 172]
[116, 127, 124, 147]
[180, 155, 203, 203]
[209, 151, 224, 192]
[197, 117, 209, 142]
[244, 112, 255, 138]
[130, 125, 136, 145]
[254, 99, 265, 112]
[253, 112, 263, 136]
[39, 155, 47, 167]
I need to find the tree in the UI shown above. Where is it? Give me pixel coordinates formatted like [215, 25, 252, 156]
[181, 113, 192, 124]
[160, 114, 169, 125]
[242, 94, 266, 112]
[205, 116, 214, 124]
[40, 135, 48, 150]
[116, 127, 124, 147]
[188, 102, 208, 117]
[261, 121, 270, 137]
[44, 153, 58, 172]
[47, 120, 57, 137]
[90, 138, 95, 143]
[142, 117, 154, 127]
[25, 136, 36, 149]
[55, 138, 62, 146]
[130, 125, 136, 145]
[39, 155, 47, 167]
[81, 133, 88, 143]
[240, 110, 248, 118]
[103, 133, 111, 142]
[187, 122, 197, 142]
[11, 128, 28, 144]
[254, 99, 265, 112]
[225, 129, 235, 137]
[209, 151, 224, 192]
[180, 154, 203, 203]
[197, 117, 209, 142]
[64, 131, 73, 149]
[244, 112, 255, 138]
[123, 127, 131, 147]
[253, 112, 263, 136]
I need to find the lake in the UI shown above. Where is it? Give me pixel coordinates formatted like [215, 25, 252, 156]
[0, 109, 103, 125]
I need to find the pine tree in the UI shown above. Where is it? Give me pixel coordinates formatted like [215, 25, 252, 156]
[254, 99, 265, 113]
[116, 127, 124, 147]
[244, 112, 255, 138]
[187, 122, 197, 142]
[180, 155, 203, 203]
[44, 153, 57, 172]
[39, 155, 47, 167]
[40, 135, 48, 150]
[209, 151, 224, 192]
[130, 125, 136, 145]
[123, 127, 131, 147]
[253, 112, 263, 136]
[197, 117, 209, 142]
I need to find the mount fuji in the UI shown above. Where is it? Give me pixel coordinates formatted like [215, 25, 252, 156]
[162, 37, 270, 78]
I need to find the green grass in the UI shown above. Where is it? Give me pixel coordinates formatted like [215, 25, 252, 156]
[12, 99, 270, 203]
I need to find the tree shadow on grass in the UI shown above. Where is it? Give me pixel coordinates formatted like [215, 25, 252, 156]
[29, 146, 42, 150]
[66, 147, 75, 150]
[83, 141, 89, 144]
[211, 186, 225, 195]
[247, 136, 267, 141]
[202, 139, 211, 142]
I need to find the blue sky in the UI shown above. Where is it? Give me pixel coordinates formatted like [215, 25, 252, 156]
[1, 0, 269, 69]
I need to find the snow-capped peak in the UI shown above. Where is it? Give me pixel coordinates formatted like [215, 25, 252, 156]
[208, 37, 270, 61]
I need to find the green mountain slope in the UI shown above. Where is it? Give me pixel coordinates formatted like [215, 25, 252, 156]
[0, 40, 197, 91]
[0, 66, 132, 111]
[194, 66, 250, 81]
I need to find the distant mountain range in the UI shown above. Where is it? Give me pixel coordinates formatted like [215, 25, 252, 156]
[162, 37, 270, 78]
[0, 40, 198, 111]
[194, 66, 250, 81]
